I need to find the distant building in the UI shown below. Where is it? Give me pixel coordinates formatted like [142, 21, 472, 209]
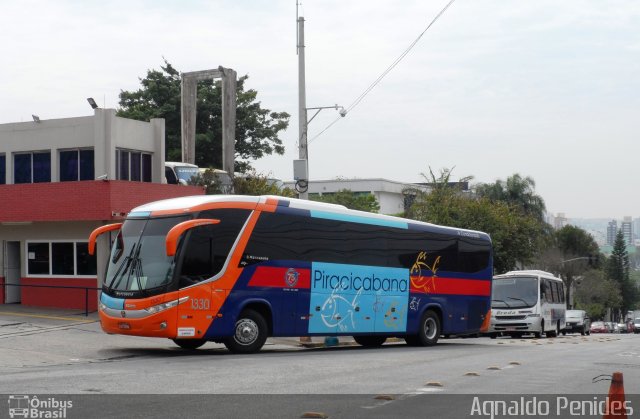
[0, 109, 203, 309]
[607, 220, 618, 246]
[553, 213, 568, 230]
[622, 216, 634, 245]
[282, 178, 431, 215]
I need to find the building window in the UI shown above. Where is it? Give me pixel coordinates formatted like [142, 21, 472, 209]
[0, 154, 5, 184]
[14, 151, 51, 184]
[26, 241, 97, 277]
[116, 149, 152, 182]
[60, 149, 94, 181]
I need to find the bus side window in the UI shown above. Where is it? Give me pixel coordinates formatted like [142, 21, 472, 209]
[178, 209, 250, 287]
[546, 280, 553, 302]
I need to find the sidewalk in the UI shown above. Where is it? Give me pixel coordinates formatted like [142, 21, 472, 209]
[0, 303, 98, 322]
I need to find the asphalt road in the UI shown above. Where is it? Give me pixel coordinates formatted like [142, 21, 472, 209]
[0, 307, 639, 418]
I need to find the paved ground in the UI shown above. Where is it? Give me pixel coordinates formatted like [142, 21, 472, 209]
[0, 303, 357, 367]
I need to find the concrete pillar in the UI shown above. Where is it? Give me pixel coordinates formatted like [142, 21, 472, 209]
[180, 77, 197, 164]
[151, 118, 165, 183]
[221, 68, 236, 176]
[180, 68, 236, 178]
[93, 109, 115, 180]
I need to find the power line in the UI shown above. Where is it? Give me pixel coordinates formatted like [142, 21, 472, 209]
[309, 0, 457, 144]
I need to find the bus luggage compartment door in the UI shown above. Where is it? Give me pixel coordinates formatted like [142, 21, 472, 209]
[177, 286, 227, 339]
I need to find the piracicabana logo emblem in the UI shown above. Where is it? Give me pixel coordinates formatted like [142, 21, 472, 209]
[285, 268, 299, 287]
[8, 395, 73, 418]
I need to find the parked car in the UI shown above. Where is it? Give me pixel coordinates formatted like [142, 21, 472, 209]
[618, 323, 629, 334]
[563, 310, 591, 336]
[608, 322, 619, 333]
[590, 321, 608, 333]
[634, 318, 640, 334]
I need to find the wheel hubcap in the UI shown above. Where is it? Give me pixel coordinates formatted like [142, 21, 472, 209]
[424, 318, 437, 340]
[235, 319, 258, 345]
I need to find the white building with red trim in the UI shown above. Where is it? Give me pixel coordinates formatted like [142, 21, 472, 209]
[0, 109, 203, 310]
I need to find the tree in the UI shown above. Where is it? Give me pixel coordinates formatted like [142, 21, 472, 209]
[573, 269, 622, 320]
[475, 173, 547, 221]
[550, 225, 600, 307]
[311, 189, 380, 213]
[117, 60, 290, 172]
[190, 169, 296, 197]
[607, 230, 636, 319]
[404, 168, 549, 273]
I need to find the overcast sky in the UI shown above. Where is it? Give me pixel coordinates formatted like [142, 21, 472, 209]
[2, 1, 638, 219]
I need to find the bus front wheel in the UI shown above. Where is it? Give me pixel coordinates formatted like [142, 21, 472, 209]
[417, 310, 440, 346]
[354, 335, 387, 347]
[173, 338, 207, 350]
[224, 309, 268, 354]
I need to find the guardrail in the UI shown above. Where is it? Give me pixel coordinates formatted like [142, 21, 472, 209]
[2, 283, 101, 317]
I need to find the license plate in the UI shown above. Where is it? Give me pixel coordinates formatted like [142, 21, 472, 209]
[118, 322, 131, 330]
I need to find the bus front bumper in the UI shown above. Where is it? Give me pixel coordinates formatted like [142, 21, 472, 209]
[99, 305, 177, 338]
[490, 316, 542, 333]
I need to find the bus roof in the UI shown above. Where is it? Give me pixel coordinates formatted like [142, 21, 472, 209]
[129, 194, 491, 241]
[494, 270, 561, 280]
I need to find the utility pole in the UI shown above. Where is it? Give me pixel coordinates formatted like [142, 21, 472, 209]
[296, 13, 309, 199]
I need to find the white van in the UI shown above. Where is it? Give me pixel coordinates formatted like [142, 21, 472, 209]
[165, 162, 199, 185]
[562, 309, 590, 336]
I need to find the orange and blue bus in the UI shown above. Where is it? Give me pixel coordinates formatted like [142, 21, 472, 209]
[89, 195, 493, 353]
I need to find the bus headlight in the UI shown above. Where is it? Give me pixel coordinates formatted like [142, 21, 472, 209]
[99, 302, 107, 311]
[144, 297, 189, 314]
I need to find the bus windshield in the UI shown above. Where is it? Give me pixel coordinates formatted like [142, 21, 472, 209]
[105, 216, 189, 293]
[492, 276, 538, 309]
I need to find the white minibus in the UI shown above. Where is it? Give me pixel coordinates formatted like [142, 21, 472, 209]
[490, 270, 566, 338]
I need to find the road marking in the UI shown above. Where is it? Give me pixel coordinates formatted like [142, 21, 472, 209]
[0, 311, 94, 323]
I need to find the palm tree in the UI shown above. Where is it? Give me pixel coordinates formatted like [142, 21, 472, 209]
[476, 173, 546, 221]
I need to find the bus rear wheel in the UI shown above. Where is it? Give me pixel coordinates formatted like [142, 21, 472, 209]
[353, 335, 387, 347]
[224, 309, 268, 354]
[417, 310, 440, 346]
[173, 338, 207, 350]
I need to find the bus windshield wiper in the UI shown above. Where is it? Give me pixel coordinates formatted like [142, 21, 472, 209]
[507, 297, 529, 306]
[107, 243, 137, 291]
[492, 298, 511, 308]
[131, 241, 144, 292]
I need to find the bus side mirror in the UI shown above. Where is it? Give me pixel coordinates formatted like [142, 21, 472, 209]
[165, 219, 221, 256]
[88, 223, 123, 255]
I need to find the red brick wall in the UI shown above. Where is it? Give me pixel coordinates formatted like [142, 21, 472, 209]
[20, 278, 99, 311]
[0, 181, 204, 222]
